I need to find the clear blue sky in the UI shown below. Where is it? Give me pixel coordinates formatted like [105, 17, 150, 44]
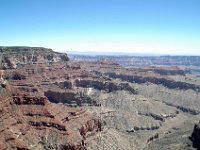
[0, 0, 200, 55]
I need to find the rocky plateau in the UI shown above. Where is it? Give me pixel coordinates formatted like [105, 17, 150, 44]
[0, 46, 200, 150]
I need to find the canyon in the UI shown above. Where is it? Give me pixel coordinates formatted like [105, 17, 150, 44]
[0, 46, 200, 150]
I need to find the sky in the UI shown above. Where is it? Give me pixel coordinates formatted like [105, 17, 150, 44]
[0, 0, 200, 55]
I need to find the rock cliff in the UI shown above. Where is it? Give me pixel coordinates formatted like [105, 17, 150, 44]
[190, 122, 200, 149]
[0, 47, 101, 150]
[0, 46, 69, 69]
[1, 46, 200, 150]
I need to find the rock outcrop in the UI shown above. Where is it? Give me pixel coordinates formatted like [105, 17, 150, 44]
[0, 46, 69, 69]
[75, 79, 136, 94]
[106, 72, 200, 91]
[190, 122, 200, 149]
[13, 95, 47, 105]
[0, 88, 101, 149]
[0, 47, 101, 150]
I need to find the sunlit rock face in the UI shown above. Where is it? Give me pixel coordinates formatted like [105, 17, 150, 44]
[0, 47, 101, 150]
[0, 46, 69, 69]
[0, 46, 200, 150]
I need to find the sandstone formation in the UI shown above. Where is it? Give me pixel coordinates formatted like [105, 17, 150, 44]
[0, 47, 101, 150]
[1, 46, 200, 150]
[0, 46, 69, 69]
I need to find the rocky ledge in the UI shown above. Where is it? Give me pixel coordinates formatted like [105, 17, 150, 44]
[106, 72, 200, 92]
[0, 46, 69, 69]
[0, 47, 101, 150]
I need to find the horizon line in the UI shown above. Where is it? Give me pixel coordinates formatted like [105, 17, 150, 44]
[1, 45, 200, 56]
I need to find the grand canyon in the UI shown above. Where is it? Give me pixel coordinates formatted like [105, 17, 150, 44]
[0, 46, 199, 150]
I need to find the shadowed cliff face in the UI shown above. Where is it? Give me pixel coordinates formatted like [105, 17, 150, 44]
[105, 72, 200, 92]
[190, 122, 200, 149]
[0, 47, 200, 150]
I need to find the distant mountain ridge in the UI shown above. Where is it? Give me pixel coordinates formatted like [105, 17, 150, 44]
[69, 54, 200, 67]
